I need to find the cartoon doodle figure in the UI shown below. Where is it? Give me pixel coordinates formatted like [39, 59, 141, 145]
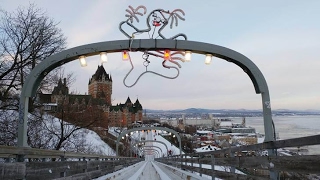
[119, 5, 187, 40]
[119, 5, 147, 38]
[120, 5, 188, 88]
[155, 8, 187, 40]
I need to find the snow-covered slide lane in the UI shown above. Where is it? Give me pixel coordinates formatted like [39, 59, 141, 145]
[154, 161, 209, 180]
[129, 161, 163, 180]
[94, 161, 145, 180]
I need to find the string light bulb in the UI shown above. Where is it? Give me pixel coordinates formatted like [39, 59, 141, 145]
[100, 52, 108, 63]
[164, 49, 171, 60]
[184, 51, 192, 62]
[79, 56, 87, 67]
[205, 54, 213, 65]
[122, 51, 129, 60]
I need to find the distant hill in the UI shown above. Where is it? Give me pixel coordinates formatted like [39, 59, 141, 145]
[146, 108, 261, 114]
[145, 108, 320, 116]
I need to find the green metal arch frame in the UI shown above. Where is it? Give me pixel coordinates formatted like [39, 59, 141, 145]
[140, 145, 163, 154]
[18, 39, 275, 152]
[116, 127, 181, 156]
[141, 148, 160, 158]
[132, 140, 169, 154]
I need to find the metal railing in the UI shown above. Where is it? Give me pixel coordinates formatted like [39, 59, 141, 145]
[0, 146, 142, 179]
[156, 134, 320, 179]
[2, 134, 320, 179]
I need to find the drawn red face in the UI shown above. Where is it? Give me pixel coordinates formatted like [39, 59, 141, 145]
[153, 21, 161, 26]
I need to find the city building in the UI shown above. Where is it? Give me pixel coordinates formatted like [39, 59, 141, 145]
[38, 65, 143, 128]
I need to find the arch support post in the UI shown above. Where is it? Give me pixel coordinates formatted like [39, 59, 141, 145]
[261, 91, 278, 179]
[18, 96, 29, 148]
[261, 92, 276, 145]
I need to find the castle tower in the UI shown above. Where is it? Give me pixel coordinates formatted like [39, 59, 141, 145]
[51, 78, 69, 104]
[125, 97, 132, 106]
[134, 98, 143, 123]
[88, 65, 112, 105]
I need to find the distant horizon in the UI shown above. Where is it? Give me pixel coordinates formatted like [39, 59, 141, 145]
[144, 107, 320, 112]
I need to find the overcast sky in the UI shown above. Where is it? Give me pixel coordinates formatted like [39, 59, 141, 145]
[2, 1, 320, 110]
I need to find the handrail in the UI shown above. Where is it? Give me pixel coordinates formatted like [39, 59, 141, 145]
[0, 146, 143, 180]
[168, 155, 320, 174]
[174, 134, 320, 157]
[156, 134, 320, 179]
[0, 145, 134, 159]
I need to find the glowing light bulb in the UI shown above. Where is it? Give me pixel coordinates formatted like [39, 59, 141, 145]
[185, 51, 191, 62]
[79, 56, 87, 67]
[122, 51, 129, 60]
[100, 52, 108, 63]
[164, 50, 171, 60]
[205, 54, 212, 65]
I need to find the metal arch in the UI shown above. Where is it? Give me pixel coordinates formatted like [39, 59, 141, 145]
[18, 39, 267, 97]
[140, 148, 160, 158]
[116, 127, 181, 156]
[132, 140, 169, 154]
[140, 148, 160, 156]
[18, 39, 275, 152]
[140, 145, 163, 154]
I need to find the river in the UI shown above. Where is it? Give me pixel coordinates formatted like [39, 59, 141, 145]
[232, 115, 320, 155]
[160, 115, 320, 154]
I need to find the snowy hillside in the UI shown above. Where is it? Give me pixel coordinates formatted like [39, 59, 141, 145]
[0, 110, 115, 156]
[39, 113, 116, 155]
[75, 128, 115, 155]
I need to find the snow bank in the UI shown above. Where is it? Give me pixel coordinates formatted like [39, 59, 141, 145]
[80, 129, 115, 156]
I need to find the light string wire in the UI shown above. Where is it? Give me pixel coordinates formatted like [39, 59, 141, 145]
[123, 51, 180, 88]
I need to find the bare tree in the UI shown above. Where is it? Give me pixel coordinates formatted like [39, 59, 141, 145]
[0, 110, 18, 146]
[0, 4, 66, 109]
[0, 5, 112, 154]
[40, 67, 76, 94]
[25, 107, 109, 154]
[44, 101, 107, 150]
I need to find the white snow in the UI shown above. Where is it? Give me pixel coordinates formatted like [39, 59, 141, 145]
[41, 114, 115, 155]
[81, 129, 115, 155]
[197, 130, 212, 134]
[127, 161, 149, 180]
[195, 145, 221, 152]
[154, 132, 185, 155]
[0, 110, 115, 156]
[150, 161, 173, 179]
